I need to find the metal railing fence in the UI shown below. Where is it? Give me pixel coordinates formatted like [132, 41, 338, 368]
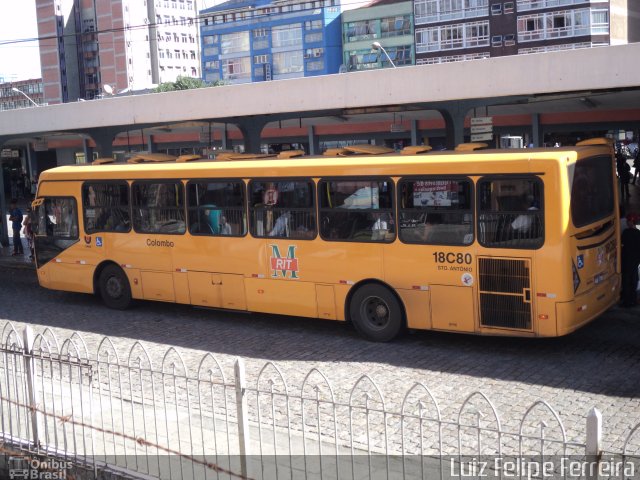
[1, 323, 639, 480]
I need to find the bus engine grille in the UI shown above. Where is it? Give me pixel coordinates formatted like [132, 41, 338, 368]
[478, 257, 532, 330]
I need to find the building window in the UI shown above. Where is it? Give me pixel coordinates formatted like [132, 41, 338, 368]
[504, 1, 514, 13]
[273, 50, 303, 75]
[272, 24, 302, 48]
[307, 60, 324, 71]
[380, 15, 411, 38]
[220, 31, 250, 54]
[222, 57, 251, 80]
[492, 34, 503, 46]
[504, 33, 515, 45]
[254, 54, 268, 64]
[414, 0, 489, 25]
[345, 20, 378, 42]
[304, 20, 323, 30]
[416, 20, 489, 53]
[491, 3, 502, 15]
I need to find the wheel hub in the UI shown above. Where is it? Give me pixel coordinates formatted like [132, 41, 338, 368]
[106, 276, 122, 298]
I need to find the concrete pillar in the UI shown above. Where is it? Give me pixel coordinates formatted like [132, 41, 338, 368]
[82, 138, 94, 164]
[146, 133, 156, 153]
[221, 124, 230, 151]
[307, 125, 320, 155]
[235, 119, 267, 154]
[0, 137, 8, 246]
[411, 119, 419, 146]
[438, 106, 467, 150]
[87, 128, 121, 158]
[531, 113, 542, 148]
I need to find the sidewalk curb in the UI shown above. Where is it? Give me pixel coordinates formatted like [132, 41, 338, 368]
[0, 260, 36, 271]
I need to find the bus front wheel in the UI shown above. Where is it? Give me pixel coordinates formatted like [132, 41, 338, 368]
[98, 265, 132, 310]
[349, 284, 403, 342]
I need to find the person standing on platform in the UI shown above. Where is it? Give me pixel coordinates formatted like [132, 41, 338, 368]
[8, 199, 24, 256]
[620, 214, 640, 307]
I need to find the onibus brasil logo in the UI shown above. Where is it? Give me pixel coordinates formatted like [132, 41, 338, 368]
[269, 244, 299, 279]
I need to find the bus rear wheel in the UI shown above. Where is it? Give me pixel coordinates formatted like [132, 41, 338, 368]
[98, 265, 132, 310]
[349, 284, 403, 342]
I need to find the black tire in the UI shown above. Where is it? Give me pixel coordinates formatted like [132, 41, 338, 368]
[98, 265, 133, 310]
[349, 284, 403, 342]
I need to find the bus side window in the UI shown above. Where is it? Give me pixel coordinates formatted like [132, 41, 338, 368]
[318, 179, 395, 243]
[187, 180, 246, 236]
[82, 182, 131, 234]
[398, 178, 473, 245]
[249, 180, 316, 239]
[132, 182, 185, 234]
[477, 177, 543, 249]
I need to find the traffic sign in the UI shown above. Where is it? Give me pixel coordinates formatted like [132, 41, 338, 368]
[470, 125, 493, 134]
[470, 116, 493, 126]
[471, 133, 494, 142]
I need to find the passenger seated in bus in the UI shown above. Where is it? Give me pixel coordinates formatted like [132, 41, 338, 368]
[219, 215, 232, 235]
[269, 211, 290, 237]
[510, 195, 539, 234]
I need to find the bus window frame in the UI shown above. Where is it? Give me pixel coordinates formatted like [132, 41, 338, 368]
[397, 175, 474, 246]
[186, 178, 248, 238]
[131, 179, 187, 236]
[318, 176, 396, 244]
[570, 154, 615, 229]
[81, 180, 132, 235]
[476, 174, 545, 250]
[248, 177, 318, 240]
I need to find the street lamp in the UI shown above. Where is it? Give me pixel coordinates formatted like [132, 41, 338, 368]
[11, 87, 40, 107]
[371, 41, 396, 69]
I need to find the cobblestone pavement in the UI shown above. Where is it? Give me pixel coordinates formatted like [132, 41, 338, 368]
[1, 266, 640, 454]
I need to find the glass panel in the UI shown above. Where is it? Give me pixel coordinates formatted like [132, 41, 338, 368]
[478, 177, 543, 248]
[571, 155, 614, 228]
[132, 182, 185, 234]
[34, 197, 79, 266]
[399, 179, 473, 245]
[319, 179, 395, 242]
[187, 181, 246, 236]
[249, 181, 316, 239]
[83, 182, 130, 233]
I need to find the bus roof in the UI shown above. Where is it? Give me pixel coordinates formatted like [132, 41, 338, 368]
[39, 144, 608, 182]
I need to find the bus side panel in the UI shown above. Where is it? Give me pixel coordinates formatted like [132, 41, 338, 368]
[396, 289, 431, 330]
[244, 278, 318, 318]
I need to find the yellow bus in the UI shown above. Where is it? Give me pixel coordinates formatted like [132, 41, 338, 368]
[31, 140, 619, 341]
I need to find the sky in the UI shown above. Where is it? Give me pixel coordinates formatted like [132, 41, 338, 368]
[0, 0, 222, 82]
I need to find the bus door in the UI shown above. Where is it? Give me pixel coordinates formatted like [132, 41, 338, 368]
[476, 176, 543, 333]
[32, 188, 91, 293]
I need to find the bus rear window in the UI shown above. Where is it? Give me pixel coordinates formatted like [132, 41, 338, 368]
[570, 155, 614, 228]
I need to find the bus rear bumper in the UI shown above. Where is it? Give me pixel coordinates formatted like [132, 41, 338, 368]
[555, 273, 620, 336]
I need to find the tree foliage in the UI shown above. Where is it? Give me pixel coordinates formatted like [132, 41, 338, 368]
[155, 76, 224, 92]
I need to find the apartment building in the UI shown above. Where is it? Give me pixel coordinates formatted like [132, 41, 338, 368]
[199, 0, 345, 84]
[35, 0, 201, 104]
[0, 79, 45, 111]
[342, 0, 414, 71]
[413, 0, 640, 65]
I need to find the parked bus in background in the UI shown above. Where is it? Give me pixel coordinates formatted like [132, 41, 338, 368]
[31, 139, 618, 341]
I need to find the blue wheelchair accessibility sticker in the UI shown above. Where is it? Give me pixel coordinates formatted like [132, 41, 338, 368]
[577, 254, 584, 269]
[96, 237, 103, 247]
